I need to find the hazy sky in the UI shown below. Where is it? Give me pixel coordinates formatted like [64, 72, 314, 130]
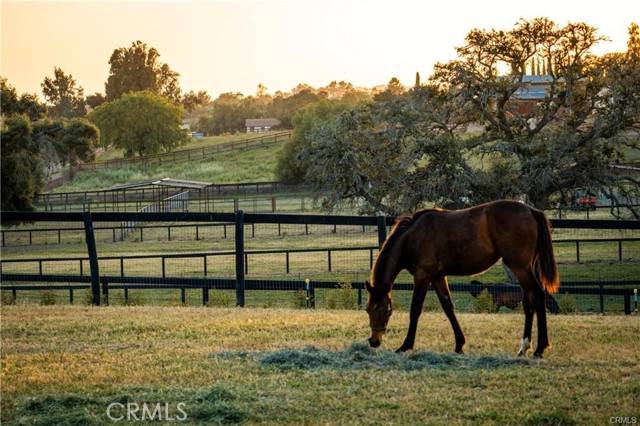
[2, 0, 639, 99]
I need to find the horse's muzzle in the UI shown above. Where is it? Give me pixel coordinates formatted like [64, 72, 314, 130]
[368, 337, 381, 348]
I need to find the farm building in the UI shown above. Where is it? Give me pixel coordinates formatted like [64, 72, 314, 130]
[245, 118, 281, 133]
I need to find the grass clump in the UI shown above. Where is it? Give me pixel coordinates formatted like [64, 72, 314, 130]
[257, 343, 532, 371]
[524, 409, 577, 426]
[556, 294, 579, 314]
[11, 385, 248, 425]
[1, 291, 16, 306]
[473, 289, 495, 313]
[290, 289, 308, 308]
[39, 291, 56, 306]
[325, 282, 357, 309]
[207, 290, 233, 307]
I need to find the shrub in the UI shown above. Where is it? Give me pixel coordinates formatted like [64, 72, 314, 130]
[473, 289, 495, 313]
[325, 282, 357, 309]
[556, 294, 579, 314]
[207, 290, 233, 307]
[290, 289, 308, 309]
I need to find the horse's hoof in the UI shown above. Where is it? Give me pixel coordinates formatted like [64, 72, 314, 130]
[455, 348, 464, 355]
[533, 352, 544, 359]
[395, 346, 411, 353]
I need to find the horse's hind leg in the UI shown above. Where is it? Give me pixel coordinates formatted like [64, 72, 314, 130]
[396, 276, 429, 352]
[518, 290, 534, 357]
[433, 276, 465, 354]
[510, 266, 549, 357]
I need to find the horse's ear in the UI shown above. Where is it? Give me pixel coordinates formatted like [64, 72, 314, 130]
[365, 280, 372, 293]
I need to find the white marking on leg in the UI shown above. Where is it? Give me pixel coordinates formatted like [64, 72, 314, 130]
[517, 337, 531, 356]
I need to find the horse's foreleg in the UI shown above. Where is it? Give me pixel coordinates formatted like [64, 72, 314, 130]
[396, 279, 429, 353]
[433, 276, 465, 354]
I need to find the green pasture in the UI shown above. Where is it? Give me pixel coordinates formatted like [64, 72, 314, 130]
[95, 131, 283, 162]
[51, 144, 282, 193]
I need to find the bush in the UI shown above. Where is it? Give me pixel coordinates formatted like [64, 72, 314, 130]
[473, 289, 495, 313]
[556, 294, 579, 314]
[325, 282, 357, 309]
[39, 290, 56, 306]
[207, 290, 233, 307]
[290, 289, 308, 309]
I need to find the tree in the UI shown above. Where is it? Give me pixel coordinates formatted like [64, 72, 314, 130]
[1, 115, 44, 211]
[300, 90, 477, 215]
[276, 99, 356, 184]
[301, 19, 640, 217]
[429, 18, 639, 213]
[1, 77, 47, 121]
[86, 92, 106, 109]
[181, 90, 211, 112]
[105, 41, 181, 102]
[373, 77, 405, 102]
[267, 88, 324, 127]
[41, 67, 86, 118]
[89, 91, 187, 157]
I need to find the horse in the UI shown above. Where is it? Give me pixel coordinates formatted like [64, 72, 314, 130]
[468, 280, 560, 314]
[365, 200, 560, 358]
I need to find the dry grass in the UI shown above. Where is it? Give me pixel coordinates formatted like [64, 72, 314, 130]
[1, 305, 639, 424]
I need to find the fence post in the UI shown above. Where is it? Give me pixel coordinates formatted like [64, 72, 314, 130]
[235, 210, 245, 307]
[83, 212, 100, 306]
[102, 278, 109, 305]
[377, 216, 387, 248]
[624, 292, 631, 315]
[618, 240, 622, 262]
[599, 283, 604, 314]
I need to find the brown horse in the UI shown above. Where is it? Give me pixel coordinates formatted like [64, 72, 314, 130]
[365, 200, 559, 358]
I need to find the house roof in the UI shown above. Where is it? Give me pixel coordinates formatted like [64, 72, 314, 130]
[245, 118, 281, 127]
[513, 75, 555, 100]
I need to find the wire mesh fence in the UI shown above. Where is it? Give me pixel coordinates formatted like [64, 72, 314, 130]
[1, 211, 638, 314]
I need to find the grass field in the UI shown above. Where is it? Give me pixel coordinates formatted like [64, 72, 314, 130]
[1, 306, 638, 425]
[52, 144, 282, 193]
[96, 132, 283, 162]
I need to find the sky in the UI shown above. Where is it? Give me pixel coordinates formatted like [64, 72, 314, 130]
[2, 0, 639, 99]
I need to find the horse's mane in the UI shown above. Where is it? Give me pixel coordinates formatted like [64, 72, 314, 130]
[370, 209, 437, 288]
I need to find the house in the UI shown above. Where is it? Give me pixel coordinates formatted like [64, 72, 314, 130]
[509, 75, 554, 115]
[245, 118, 281, 133]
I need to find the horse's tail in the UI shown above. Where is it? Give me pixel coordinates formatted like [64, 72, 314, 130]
[531, 209, 560, 294]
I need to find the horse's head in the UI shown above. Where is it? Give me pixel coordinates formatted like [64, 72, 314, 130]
[365, 280, 392, 348]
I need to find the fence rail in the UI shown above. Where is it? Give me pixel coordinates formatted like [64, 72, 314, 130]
[80, 131, 291, 171]
[1, 211, 638, 313]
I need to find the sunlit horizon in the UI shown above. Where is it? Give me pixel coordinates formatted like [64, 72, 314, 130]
[2, 0, 639, 100]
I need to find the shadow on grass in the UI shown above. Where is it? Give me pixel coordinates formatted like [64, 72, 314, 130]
[216, 342, 535, 371]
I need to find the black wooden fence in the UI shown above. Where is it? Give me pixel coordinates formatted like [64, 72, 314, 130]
[1, 211, 638, 313]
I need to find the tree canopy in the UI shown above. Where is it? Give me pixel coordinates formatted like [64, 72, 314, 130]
[89, 91, 187, 157]
[1, 115, 44, 211]
[105, 41, 181, 102]
[301, 19, 640, 217]
[41, 67, 86, 118]
[1, 77, 47, 121]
